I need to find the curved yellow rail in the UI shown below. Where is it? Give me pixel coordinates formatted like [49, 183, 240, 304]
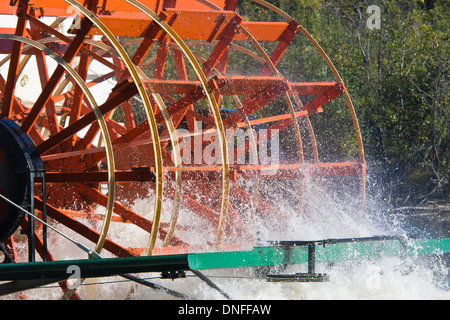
[238, 25, 306, 215]
[64, 0, 164, 255]
[252, 0, 366, 209]
[151, 93, 182, 248]
[0, 33, 116, 255]
[125, 0, 230, 248]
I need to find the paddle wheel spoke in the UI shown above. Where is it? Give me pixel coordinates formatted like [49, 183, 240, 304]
[1, 0, 28, 118]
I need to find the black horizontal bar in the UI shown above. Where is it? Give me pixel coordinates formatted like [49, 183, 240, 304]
[267, 235, 408, 247]
[0, 254, 190, 281]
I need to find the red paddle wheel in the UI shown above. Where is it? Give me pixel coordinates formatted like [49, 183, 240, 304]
[0, 0, 365, 297]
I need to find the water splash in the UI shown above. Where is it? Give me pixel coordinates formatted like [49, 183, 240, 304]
[124, 179, 450, 300]
[1, 177, 448, 300]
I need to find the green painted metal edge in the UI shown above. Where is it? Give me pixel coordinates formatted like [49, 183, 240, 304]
[187, 246, 307, 270]
[314, 237, 450, 263]
[187, 238, 450, 270]
[0, 238, 449, 281]
[412, 238, 450, 255]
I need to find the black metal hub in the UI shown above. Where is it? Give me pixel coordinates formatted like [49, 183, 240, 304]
[0, 118, 44, 242]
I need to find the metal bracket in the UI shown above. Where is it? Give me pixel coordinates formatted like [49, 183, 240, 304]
[266, 242, 329, 282]
[26, 170, 47, 262]
[266, 235, 409, 282]
[161, 270, 186, 280]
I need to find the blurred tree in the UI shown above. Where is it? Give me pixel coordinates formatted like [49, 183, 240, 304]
[237, 0, 448, 203]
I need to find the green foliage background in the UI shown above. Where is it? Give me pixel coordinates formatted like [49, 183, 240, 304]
[236, 0, 448, 204]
